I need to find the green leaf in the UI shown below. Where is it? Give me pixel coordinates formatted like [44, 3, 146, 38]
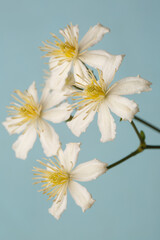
[140, 130, 146, 142]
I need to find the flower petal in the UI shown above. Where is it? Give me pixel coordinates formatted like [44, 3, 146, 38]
[49, 57, 71, 73]
[79, 23, 110, 52]
[107, 95, 139, 122]
[2, 117, 27, 135]
[71, 159, 107, 182]
[40, 84, 51, 105]
[97, 100, 116, 142]
[60, 24, 79, 46]
[79, 50, 122, 71]
[57, 143, 80, 171]
[103, 54, 125, 88]
[39, 120, 60, 156]
[57, 147, 66, 167]
[108, 76, 152, 95]
[62, 73, 76, 95]
[12, 125, 37, 160]
[63, 142, 81, 172]
[48, 185, 67, 220]
[48, 61, 72, 90]
[68, 181, 95, 212]
[67, 104, 96, 137]
[73, 59, 89, 85]
[42, 102, 72, 123]
[27, 81, 38, 104]
[41, 90, 68, 110]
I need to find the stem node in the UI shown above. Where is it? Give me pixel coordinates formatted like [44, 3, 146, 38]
[138, 142, 146, 153]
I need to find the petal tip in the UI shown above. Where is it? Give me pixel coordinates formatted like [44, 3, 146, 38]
[12, 141, 27, 160]
[48, 207, 61, 220]
[122, 54, 126, 60]
[97, 23, 110, 33]
[100, 136, 115, 143]
[82, 198, 96, 213]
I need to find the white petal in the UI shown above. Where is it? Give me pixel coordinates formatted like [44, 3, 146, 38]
[73, 59, 89, 85]
[79, 23, 110, 52]
[62, 73, 76, 95]
[57, 147, 66, 168]
[48, 186, 67, 220]
[108, 76, 152, 95]
[79, 50, 121, 71]
[48, 61, 72, 90]
[68, 181, 95, 212]
[71, 159, 107, 182]
[27, 81, 38, 104]
[41, 90, 68, 110]
[107, 95, 139, 122]
[40, 84, 51, 105]
[49, 57, 71, 73]
[67, 104, 96, 137]
[60, 24, 79, 46]
[42, 102, 72, 123]
[39, 120, 60, 156]
[103, 54, 125, 88]
[63, 142, 81, 172]
[97, 100, 116, 142]
[49, 59, 72, 77]
[12, 125, 37, 160]
[57, 143, 81, 172]
[48, 56, 60, 71]
[2, 117, 26, 135]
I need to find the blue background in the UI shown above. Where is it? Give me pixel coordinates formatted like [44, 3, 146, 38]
[1, 0, 160, 239]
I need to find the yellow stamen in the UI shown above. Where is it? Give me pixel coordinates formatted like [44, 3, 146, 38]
[8, 90, 42, 127]
[40, 24, 79, 66]
[71, 70, 106, 111]
[55, 41, 76, 58]
[33, 158, 70, 201]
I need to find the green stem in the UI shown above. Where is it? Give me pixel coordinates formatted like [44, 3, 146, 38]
[107, 149, 139, 170]
[131, 121, 143, 143]
[146, 145, 160, 149]
[107, 120, 160, 170]
[134, 116, 160, 133]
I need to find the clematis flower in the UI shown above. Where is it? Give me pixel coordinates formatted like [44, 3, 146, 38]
[2, 82, 72, 160]
[67, 65, 152, 142]
[40, 23, 123, 90]
[33, 142, 107, 220]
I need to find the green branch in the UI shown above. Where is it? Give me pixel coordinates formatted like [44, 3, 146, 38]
[107, 149, 139, 170]
[107, 120, 160, 170]
[134, 115, 160, 133]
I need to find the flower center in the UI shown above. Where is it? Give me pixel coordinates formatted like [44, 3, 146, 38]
[33, 158, 70, 200]
[48, 166, 69, 186]
[71, 70, 106, 111]
[40, 24, 79, 68]
[42, 36, 78, 62]
[57, 41, 76, 58]
[8, 90, 42, 126]
[85, 82, 106, 101]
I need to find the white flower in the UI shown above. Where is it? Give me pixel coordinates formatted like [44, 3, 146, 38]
[67, 65, 152, 142]
[33, 142, 107, 220]
[2, 82, 72, 160]
[41, 23, 123, 90]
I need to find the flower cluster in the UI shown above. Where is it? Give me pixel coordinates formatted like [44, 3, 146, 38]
[3, 23, 151, 219]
